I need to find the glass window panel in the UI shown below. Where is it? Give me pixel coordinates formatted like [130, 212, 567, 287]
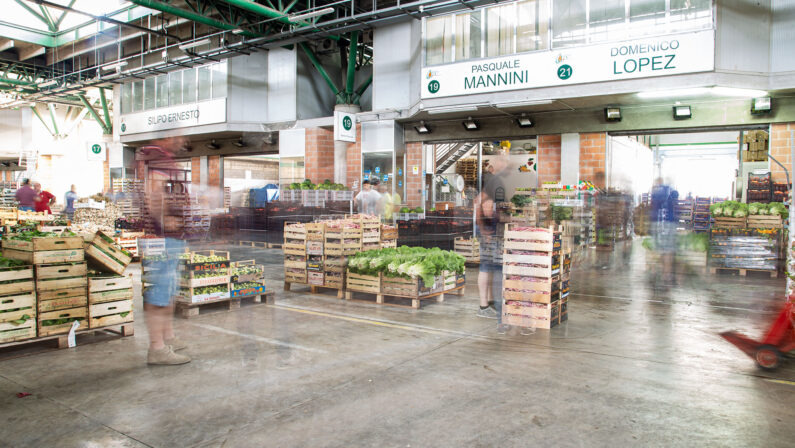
[629, 0, 667, 36]
[121, 83, 132, 115]
[517, 0, 550, 52]
[425, 16, 453, 65]
[455, 12, 482, 61]
[132, 81, 143, 112]
[182, 68, 197, 103]
[669, 0, 712, 31]
[211, 63, 227, 98]
[552, 0, 586, 48]
[156, 74, 168, 108]
[485, 4, 516, 57]
[169, 72, 182, 106]
[589, 0, 626, 43]
[198, 66, 211, 101]
[144, 77, 155, 110]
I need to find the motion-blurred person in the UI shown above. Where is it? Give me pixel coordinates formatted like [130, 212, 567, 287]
[649, 179, 677, 284]
[142, 136, 190, 366]
[376, 181, 399, 222]
[15, 179, 36, 211]
[355, 178, 381, 216]
[33, 182, 55, 214]
[475, 154, 511, 334]
[63, 185, 78, 221]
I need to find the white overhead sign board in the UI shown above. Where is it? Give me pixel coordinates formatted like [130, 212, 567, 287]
[421, 30, 715, 99]
[334, 111, 356, 142]
[119, 98, 227, 135]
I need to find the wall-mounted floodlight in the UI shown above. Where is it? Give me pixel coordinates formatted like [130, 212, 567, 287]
[414, 121, 431, 134]
[516, 114, 534, 128]
[672, 105, 692, 120]
[604, 107, 621, 122]
[462, 117, 479, 131]
[751, 97, 772, 115]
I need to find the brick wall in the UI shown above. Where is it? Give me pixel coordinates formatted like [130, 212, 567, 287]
[208, 155, 221, 187]
[771, 123, 795, 183]
[346, 124, 362, 189]
[103, 150, 110, 193]
[579, 132, 607, 189]
[304, 127, 335, 184]
[191, 157, 201, 185]
[406, 142, 423, 207]
[537, 135, 561, 184]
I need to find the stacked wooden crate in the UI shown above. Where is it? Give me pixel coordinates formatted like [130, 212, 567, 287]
[2, 236, 88, 337]
[305, 223, 325, 287]
[88, 275, 134, 328]
[502, 226, 569, 329]
[177, 251, 231, 304]
[0, 263, 36, 343]
[284, 223, 308, 284]
[229, 260, 266, 298]
[361, 217, 381, 251]
[381, 225, 398, 248]
[454, 237, 480, 263]
[114, 231, 146, 258]
[84, 231, 132, 275]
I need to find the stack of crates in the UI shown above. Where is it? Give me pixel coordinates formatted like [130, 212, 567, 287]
[2, 235, 88, 337]
[381, 225, 398, 249]
[305, 223, 325, 286]
[0, 262, 36, 343]
[361, 217, 381, 251]
[693, 197, 711, 233]
[283, 223, 307, 285]
[88, 274, 134, 328]
[501, 226, 568, 329]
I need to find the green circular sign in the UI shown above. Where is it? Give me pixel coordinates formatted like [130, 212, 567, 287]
[91, 144, 102, 154]
[342, 115, 353, 131]
[557, 64, 573, 80]
[428, 80, 440, 94]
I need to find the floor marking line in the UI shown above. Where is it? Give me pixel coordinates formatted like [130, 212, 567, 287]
[184, 322, 327, 353]
[570, 292, 770, 312]
[764, 378, 795, 386]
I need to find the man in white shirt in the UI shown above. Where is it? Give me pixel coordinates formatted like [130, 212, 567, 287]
[355, 179, 381, 216]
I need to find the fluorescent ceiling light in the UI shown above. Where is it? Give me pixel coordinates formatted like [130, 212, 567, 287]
[38, 79, 58, 88]
[232, 29, 246, 35]
[179, 38, 212, 51]
[712, 87, 768, 98]
[100, 61, 127, 73]
[289, 7, 334, 22]
[426, 105, 479, 115]
[637, 88, 710, 98]
[493, 99, 553, 108]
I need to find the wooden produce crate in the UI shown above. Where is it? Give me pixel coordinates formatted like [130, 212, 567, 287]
[229, 260, 265, 283]
[747, 215, 782, 229]
[381, 226, 398, 240]
[284, 255, 307, 270]
[323, 271, 344, 289]
[37, 286, 88, 312]
[179, 271, 230, 288]
[284, 222, 307, 240]
[503, 276, 562, 303]
[35, 262, 88, 292]
[503, 253, 561, 278]
[503, 300, 561, 329]
[114, 237, 140, 258]
[713, 217, 746, 229]
[323, 256, 346, 273]
[0, 292, 36, 343]
[503, 225, 562, 252]
[345, 270, 381, 294]
[88, 275, 134, 304]
[2, 235, 86, 265]
[305, 223, 325, 241]
[3, 235, 84, 252]
[38, 307, 87, 337]
[284, 269, 307, 284]
[0, 264, 35, 297]
[307, 271, 324, 286]
[84, 231, 132, 275]
[306, 240, 324, 256]
[177, 283, 230, 304]
[89, 299, 133, 328]
[230, 281, 266, 298]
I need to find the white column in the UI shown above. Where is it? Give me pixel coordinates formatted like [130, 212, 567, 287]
[560, 133, 580, 186]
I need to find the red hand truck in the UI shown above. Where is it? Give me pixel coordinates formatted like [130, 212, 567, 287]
[720, 300, 795, 370]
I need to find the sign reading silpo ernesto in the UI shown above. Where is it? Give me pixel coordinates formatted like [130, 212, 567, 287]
[86, 142, 106, 161]
[421, 29, 714, 99]
[119, 98, 227, 135]
[334, 111, 356, 142]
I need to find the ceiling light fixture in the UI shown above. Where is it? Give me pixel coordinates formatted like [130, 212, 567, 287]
[100, 61, 128, 73]
[289, 7, 335, 22]
[179, 38, 212, 51]
[38, 79, 58, 88]
[672, 105, 692, 120]
[516, 114, 534, 128]
[205, 139, 220, 150]
[233, 137, 247, 148]
[462, 117, 480, 131]
[232, 29, 246, 35]
[604, 107, 622, 122]
[426, 105, 479, 115]
[414, 121, 431, 134]
[493, 99, 553, 108]
[751, 97, 772, 115]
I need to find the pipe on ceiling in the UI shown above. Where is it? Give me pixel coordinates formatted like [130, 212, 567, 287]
[218, 0, 296, 26]
[126, 0, 261, 38]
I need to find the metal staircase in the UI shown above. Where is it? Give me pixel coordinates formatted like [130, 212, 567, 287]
[435, 142, 476, 174]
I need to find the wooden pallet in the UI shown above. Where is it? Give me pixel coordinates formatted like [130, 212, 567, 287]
[709, 267, 778, 278]
[238, 240, 282, 249]
[175, 292, 272, 318]
[344, 284, 465, 309]
[0, 322, 133, 353]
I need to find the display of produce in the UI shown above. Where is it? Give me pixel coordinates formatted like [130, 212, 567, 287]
[693, 197, 711, 233]
[709, 228, 783, 275]
[747, 172, 772, 203]
[347, 246, 465, 288]
[0, 257, 36, 343]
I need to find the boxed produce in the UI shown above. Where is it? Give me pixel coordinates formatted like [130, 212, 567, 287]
[229, 261, 264, 283]
[84, 231, 132, 275]
[88, 274, 133, 304]
[230, 281, 266, 297]
[89, 298, 133, 328]
[2, 231, 85, 265]
[38, 307, 87, 337]
[0, 256, 36, 342]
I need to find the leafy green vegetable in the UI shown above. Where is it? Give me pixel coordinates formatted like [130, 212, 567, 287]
[510, 194, 533, 208]
[347, 246, 465, 288]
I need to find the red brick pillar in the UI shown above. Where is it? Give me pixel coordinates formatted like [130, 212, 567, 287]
[208, 155, 221, 188]
[191, 157, 201, 185]
[304, 127, 335, 184]
[345, 124, 362, 189]
[537, 135, 561, 184]
[103, 149, 111, 193]
[406, 142, 423, 207]
[771, 123, 795, 184]
[579, 132, 607, 189]
[136, 160, 146, 180]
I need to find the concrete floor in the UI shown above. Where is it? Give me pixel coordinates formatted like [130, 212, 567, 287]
[1, 240, 794, 447]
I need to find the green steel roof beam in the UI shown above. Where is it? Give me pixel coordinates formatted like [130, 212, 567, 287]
[53, 0, 76, 30]
[298, 41, 341, 101]
[126, 0, 262, 38]
[13, 0, 50, 28]
[38, 4, 57, 31]
[353, 74, 372, 105]
[218, 0, 297, 26]
[0, 76, 36, 87]
[99, 87, 111, 132]
[78, 93, 111, 134]
[30, 105, 56, 137]
[47, 103, 59, 135]
[345, 30, 359, 98]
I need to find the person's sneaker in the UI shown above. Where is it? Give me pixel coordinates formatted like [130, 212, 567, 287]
[165, 336, 187, 351]
[520, 326, 536, 336]
[147, 346, 191, 365]
[496, 324, 510, 335]
[477, 306, 498, 319]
